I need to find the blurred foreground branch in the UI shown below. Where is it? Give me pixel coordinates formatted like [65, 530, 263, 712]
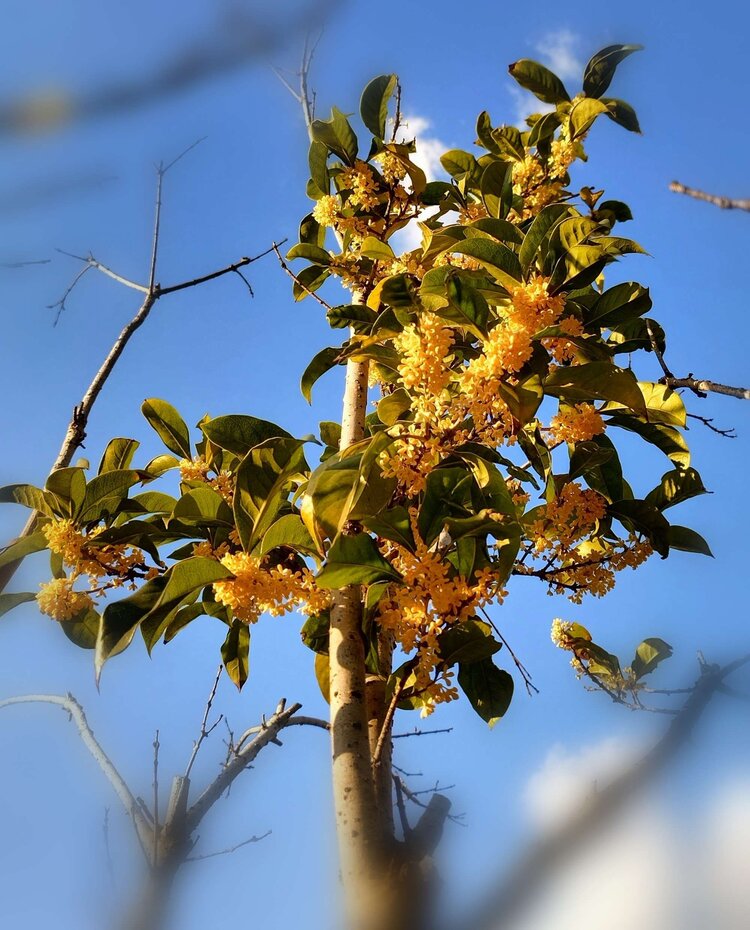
[453, 652, 750, 930]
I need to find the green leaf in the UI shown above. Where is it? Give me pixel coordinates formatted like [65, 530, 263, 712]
[97, 575, 170, 679]
[438, 619, 501, 666]
[583, 44, 643, 98]
[631, 637, 672, 680]
[0, 592, 36, 617]
[78, 470, 140, 523]
[142, 399, 191, 458]
[609, 499, 670, 557]
[315, 652, 330, 703]
[450, 238, 522, 289]
[172, 488, 233, 525]
[301, 346, 343, 404]
[201, 415, 291, 456]
[418, 467, 474, 546]
[61, 607, 100, 650]
[139, 558, 233, 653]
[508, 59, 570, 104]
[360, 74, 397, 138]
[458, 658, 514, 727]
[646, 467, 707, 512]
[602, 98, 641, 133]
[668, 525, 712, 557]
[311, 107, 359, 165]
[222, 620, 250, 690]
[328, 304, 378, 333]
[98, 438, 140, 475]
[569, 97, 610, 139]
[0, 484, 55, 515]
[316, 533, 400, 589]
[292, 264, 330, 301]
[519, 204, 570, 272]
[362, 506, 414, 551]
[260, 513, 318, 557]
[440, 149, 478, 180]
[445, 274, 490, 333]
[360, 237, 396, 262]
[308, 140, 329, 197]
[0, 530, 49, 569]
[480, 160, 513, 219]
[234, 439, 307, 551]
[286, 243, 332, 264]
[606, 415, 690, 468]
[377, 388, 412, 426]
[143, 454, 180, 478]
[301, 611, 330, 654]
[45, 468, 86, 516]
[545, 362, 646, 416]
[587, 282, 652, 328]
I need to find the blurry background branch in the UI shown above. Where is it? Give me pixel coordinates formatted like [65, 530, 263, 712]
[0, 684, 328, 930]
[670, 180, 750, 212]
[454, 652, 750, 930]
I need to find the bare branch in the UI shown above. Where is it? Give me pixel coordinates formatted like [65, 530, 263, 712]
[686, 412, 737, 438]
[185, 699, 304, 833]
[0, 694, 152, 850]
[156, 242, 283, 297]
[670, 180, 750, 212]
[184, 666, 224, 780]
[646, 319, 750, 403]
[392, 726, 453, 740]
[186, 830, 271, 861]
[272, 241, 334, 310]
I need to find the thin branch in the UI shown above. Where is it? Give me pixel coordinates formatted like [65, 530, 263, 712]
[372, 678, 404, 768]
[272, 241, 334, 309]
[185, 699, 304, 833]
[394, 774, 465, 827]
[184, 666, 223, 780]
[156, 242, 283, 296]
[479, 606, 539, 696]
[670, 180, 750, 212]
[454, 653, 750, 930]
[103, 807, 116, 888]
[47, 262, 94, 325]
[152, 730, 161, 862]
[686, 412, 737, 438]
[0, 694, 151, 850]
[392, 726, 453, 739]
[186, 830, 271, 861]
[646, 319, 750, 403]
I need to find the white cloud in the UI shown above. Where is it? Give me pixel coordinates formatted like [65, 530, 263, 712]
[394, 113, 447, 182]
[390, 113, 448, 252]
[535, 29, 583, 82]
[504, 739, 750, 930]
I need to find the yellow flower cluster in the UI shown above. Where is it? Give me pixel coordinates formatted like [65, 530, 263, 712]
[213, 552, 329, 625]
[180, 457, 235, 504]
[339, 160, 380, 211]
[312, 194, 340, 228]
[378, 510, 501, 715]
[549, 403, 606, 445]
[550, 617, 575, 648]
[529, 483, 608, 553]
[548, 537, 652, 603]
[36, 577, 94, 621]
[376, 150, 407, 185]
[458, 202, 489, 224]
[394, 315, 454, 401]
[42, 519, 143, 583]
[548, 138, 577, 179]
[542, 315, 585, 364]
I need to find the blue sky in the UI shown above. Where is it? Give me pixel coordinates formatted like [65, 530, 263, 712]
[1, 2, 749, 928]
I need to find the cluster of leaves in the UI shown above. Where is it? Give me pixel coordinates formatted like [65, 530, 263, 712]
[0, 45, 712, 723]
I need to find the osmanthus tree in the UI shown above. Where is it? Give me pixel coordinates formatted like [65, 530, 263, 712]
[1, 44, 746, 930]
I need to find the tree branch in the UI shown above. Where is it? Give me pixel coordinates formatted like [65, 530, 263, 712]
[0, 694, 152, 851]
[669, 180, 750, 212]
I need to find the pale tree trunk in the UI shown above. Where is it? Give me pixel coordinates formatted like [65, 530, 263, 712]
[328, 317, 434, 930]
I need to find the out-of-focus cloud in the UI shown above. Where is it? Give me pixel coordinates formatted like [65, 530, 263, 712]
[506, 738, 750, 930]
